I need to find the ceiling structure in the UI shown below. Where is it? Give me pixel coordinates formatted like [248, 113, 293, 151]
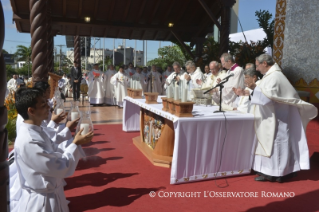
[10, 0, 228, 42]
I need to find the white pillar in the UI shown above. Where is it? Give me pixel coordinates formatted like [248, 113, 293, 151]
[93, 37, 96, 63]
[85, 37, 87, 70]
[113, 39, 115, 65]
[103, 38, 105, 71]
[123, 39, 126, 65]
[134, 40, 137, 67]
[145, 40, 147, 65]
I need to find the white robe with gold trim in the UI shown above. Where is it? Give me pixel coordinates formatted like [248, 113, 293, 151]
[251, 63, 317, 176]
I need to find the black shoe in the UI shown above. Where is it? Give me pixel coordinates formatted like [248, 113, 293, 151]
[255, 176, 268, 182]
[276, 177, 284, 183]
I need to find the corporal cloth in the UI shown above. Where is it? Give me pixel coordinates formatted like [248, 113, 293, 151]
[110, 72, 129, 107]
[87, 69, 105, 104]
[103, 69, 117, 105]
[251, 63, 317, 176]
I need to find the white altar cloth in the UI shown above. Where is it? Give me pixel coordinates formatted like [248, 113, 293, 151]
[123, 97, 257, 184]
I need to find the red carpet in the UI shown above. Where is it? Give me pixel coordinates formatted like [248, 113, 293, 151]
[65, 121, 319, 212]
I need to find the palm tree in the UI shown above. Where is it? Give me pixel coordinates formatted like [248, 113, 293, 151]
[14, 45, 32, 78]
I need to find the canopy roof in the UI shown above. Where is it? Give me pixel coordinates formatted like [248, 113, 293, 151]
[10, 0, 229, 42]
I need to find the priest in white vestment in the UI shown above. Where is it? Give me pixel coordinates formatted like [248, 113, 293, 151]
[249, 54, 317, 182]
[7, 74, 23, 93]
[140, 67, 149, 94]
[132, 67, 147, 95]
[12, 88, 93, 212]
[87, 64, 105, 105]
[147, 65, 162, 93]
[203, 65, 211, 78]
[103, 65, 117, 105]
[125, 63, 135, 78]
[164, 61, 187, 89]
[162, 66, 174, 94]
[110, 66, 130, 107]
[184, 60, 205, 99]
[211, 53, 245, 109]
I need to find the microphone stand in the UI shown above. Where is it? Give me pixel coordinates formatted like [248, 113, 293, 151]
[203, 78, 231, 113]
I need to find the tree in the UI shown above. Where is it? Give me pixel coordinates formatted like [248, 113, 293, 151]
[147, 45, 187, 70]
[255, 10, 275, 50]
[2, 49, 9, 54]
[6, 65, 17, 81]
[14, 45, 32, 78]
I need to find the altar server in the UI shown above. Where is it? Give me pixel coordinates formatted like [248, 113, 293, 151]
[147, 65, 162, 94]
[249, 54, 317, 182]
[12, 87, 93, 212]
[110, 66, 130, 107]
[104, 64, 117, 105]
[211, 53, 245, 108]
[87, 63, 105, 105]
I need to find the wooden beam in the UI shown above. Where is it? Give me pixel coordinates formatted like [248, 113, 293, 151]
[171, 30, 195, 59]
[148, 0, 161, 24]
[197, 0, 221, 30]
[76, 25, 80, 35]
[136, 0, 147, 23]
[141, 30, 146, 40]
[63, 0, 66, 18]
[153, 30, 160, 40]
[175, 0, 191, 23]
[15, 21, 22, 32]
[122, 0, 132, 22]
[116, 29, 121, 38]
[108, 0, 116, 21]
[161, 0, 176, 25]
[104, 27, 108, 37]
[10, 0, 18, 14]
[78, 0, 83, 18]
[90, 26, 94, 36]
[129, 29, 134, 39]
[164, 31, 171, 41]
[93, 0, 100, 20]
[195, 8, 221, 37]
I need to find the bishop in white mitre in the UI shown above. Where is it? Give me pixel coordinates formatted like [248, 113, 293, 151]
[87, 63, 105, 105]
[147, 65, 162, 94]
[211, 53, 245, 109]
[110, 66, 130, 107]
[103, 64, 117, 105]
[250, 54, 317, 182]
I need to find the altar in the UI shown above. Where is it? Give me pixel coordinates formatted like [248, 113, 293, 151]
[123, 96, 257, 184]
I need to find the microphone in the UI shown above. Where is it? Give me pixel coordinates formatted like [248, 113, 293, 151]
[221, 73, 234, 82]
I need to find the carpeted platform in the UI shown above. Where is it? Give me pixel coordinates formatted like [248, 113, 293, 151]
[65, 121, 319, 212]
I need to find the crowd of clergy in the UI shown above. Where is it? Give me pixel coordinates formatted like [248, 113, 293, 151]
[6, 52, 318, 212]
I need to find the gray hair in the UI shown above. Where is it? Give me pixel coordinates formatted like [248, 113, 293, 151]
[172, 61, 181, 68]
[209, 61, 220, 68]
[244, 67, 258, 77]
[220, 53, 234, 62]
[245, 63, 255, 69]
[256, 54, 274, 66]
[185, 60, 196, 68]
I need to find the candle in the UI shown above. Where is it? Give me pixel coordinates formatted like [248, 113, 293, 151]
[80, 123, 90, 135]
[56, 108, 64, 115]
[174, 86, 180, 100]
[181, 89, 188, 102]
[71, 112, 79, 121]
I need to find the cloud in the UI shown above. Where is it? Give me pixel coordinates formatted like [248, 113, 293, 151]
[2, 0, 12, 11]
[5, 24, 16, 29]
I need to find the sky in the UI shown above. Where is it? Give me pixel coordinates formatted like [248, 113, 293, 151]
[2, 0, 277, 62]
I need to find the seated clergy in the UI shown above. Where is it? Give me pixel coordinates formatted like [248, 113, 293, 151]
[250, 54, 317, 182]
[211, 53, 245, 108]
[12, 87, 93, 212]
[110, 66, 130, 107]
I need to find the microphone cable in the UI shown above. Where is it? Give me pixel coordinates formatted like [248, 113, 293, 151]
[214, 111, 229, 188]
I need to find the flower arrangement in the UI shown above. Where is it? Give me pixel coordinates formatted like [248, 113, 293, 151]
[5, 92, 18, 144]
